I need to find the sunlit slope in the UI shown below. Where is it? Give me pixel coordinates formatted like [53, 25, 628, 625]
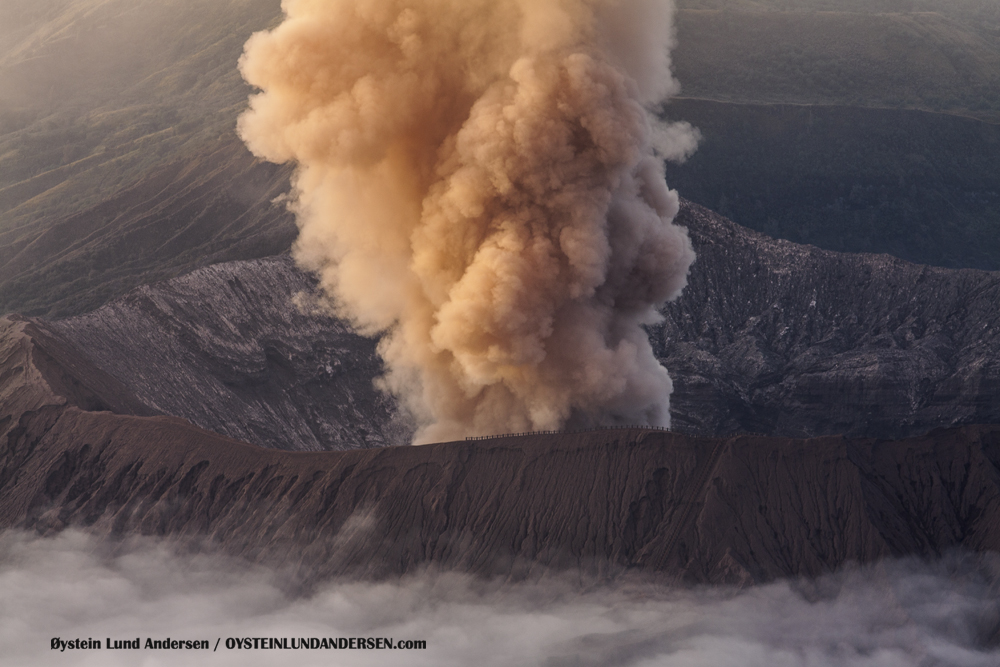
[0, 0, 292, 316]
[0, 140, 294, 317]
[0, 0, 281, 222]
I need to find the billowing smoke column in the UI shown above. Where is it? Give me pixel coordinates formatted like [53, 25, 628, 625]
[238, 0, 698, 442]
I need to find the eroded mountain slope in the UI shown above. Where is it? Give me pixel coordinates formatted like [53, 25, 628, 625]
[23, 200, 1000, 447]
[1, 310, 998, 585]
[657, 201, 1000, 438]
[47, 256, 406, 451]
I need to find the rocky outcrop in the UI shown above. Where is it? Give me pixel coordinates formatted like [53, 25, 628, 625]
[1, 314, 998, 586]
[46, 257, 407, 451]
[657, 201, 1000, 439]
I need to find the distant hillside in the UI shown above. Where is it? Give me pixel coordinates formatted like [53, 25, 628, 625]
[0, 139, 294, 317]
[662, 100, 1000, 269]
[673, 7, 1000, 119]
[0, 0, 282, 223]
[5, 0, 1000, 316]
[678, 0, 1000, 32]
[0, 0, 291, 317]
[664, 2, 1000, 271]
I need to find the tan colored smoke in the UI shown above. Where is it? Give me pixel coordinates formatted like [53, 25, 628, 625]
[238, 0, 697, 443]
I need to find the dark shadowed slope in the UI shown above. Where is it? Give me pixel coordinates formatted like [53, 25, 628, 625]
[46, 256, 407, 451]
[667, 5, 1000, 270]
[657, 201, 1000, 439]
[1, 314, 998, 585]
[662, 99, 1000, 271]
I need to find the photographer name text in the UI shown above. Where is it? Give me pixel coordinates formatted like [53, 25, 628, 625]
[50, 636, 427, 652]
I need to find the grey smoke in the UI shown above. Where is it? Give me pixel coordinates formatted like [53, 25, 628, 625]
[1, 530, 998, 666]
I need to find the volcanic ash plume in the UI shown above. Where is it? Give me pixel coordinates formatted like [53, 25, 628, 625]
[238, 0, 698, 442]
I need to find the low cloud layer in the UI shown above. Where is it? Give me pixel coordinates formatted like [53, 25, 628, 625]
[2, 530, 998, 666]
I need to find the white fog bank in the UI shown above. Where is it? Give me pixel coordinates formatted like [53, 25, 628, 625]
[1, 530, 998, 667]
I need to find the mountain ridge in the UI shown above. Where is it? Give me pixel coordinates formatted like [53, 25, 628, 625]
[6, 200, 1000, 449]
[2, 204, 1000, 586]
[1, 316, 998, 586]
